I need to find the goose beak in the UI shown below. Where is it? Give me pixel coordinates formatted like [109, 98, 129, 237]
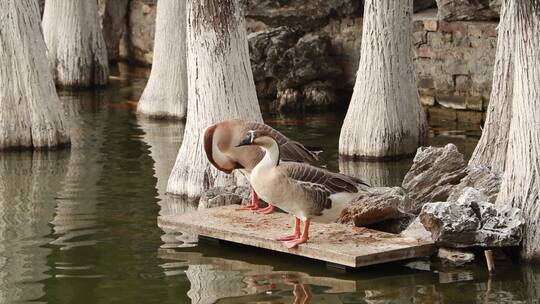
[236, 131, 255, 147]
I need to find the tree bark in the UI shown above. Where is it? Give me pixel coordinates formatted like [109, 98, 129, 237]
[0, 0, 70, 150]
[497, 0, 540, 261]
[469, 0, 514, 173]
[167, 0, 262, 198]
[42, 0, 109, 87]
[339, 0, 427, 160]
[137, 0, 188, 119]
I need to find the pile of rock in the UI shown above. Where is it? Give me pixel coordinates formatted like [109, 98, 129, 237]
[420, 187, 523, 248]
[248, 27, 342, 112]
[435, 0, 501, 21]
[337, 143, 523, 265]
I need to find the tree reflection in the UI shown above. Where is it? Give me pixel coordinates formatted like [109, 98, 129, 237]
[0, 151, 68, 302]
[339, 158, 412, 187]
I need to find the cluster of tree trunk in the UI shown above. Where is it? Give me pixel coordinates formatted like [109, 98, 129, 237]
[471, 0, 540, 261]
[2, 0, 540, 263]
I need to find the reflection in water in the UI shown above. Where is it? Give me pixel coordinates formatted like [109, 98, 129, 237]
[0, 152, 67, 302]
[159, 249, 356, 304]
[51, 91, 104, 250]
[339, 158, 412, 187]
[137, 118, 199, 248]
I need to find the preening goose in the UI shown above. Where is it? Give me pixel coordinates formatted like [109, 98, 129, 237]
[236, 130, 369, 248]
[203, 120, 321, 213]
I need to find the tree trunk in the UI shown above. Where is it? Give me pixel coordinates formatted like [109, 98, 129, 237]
[137, 0, 188, 119]
[42, 0, 109, 87]
[0, 0, 70, 150]
[339, 0, 427, 160]
[497, 0, 540, 261]
[167, 0, 262, 198]
[469, 0, 514, 173]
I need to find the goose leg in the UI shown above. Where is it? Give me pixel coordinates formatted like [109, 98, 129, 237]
[283, 219, 310, 249]
[276, 217, 301, 241]
[255, 204, 275, 214]
[237, 190, 260, 210]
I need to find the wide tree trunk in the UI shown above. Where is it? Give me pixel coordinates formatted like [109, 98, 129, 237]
[137, 0, 188, 119]
[167, 0, 262, 197]
[339, 0, 427, 160]
[42, 0, 109, 87]
[0, 0, 70, 150]
[497, 0, 540, 261]
[469, 0, 514, 173]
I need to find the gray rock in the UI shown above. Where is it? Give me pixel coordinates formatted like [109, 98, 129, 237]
[402, 144, 467, 214]
[100, 0, 129, 62]
[436, 0, 501, 21]
[198, 186, 251, 210]
[247, 0, 362, 30]
[438, 248, 475, 266]
[419, 187, 524, 248]
[248, 27, 342, 113]
[448, 165, 501, 203]
[414, 0, 437, 12]
[338, 187, 413, 233]
[119, 0, 156, 65]
[401, 217, 433, 243]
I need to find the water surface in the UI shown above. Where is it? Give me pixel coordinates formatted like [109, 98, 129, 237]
[0, 65, 537, 303]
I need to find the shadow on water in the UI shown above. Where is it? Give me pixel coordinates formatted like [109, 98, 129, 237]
[0, 64, 536, 303]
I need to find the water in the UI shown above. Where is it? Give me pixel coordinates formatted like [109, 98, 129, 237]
[0, 64, 537, 303]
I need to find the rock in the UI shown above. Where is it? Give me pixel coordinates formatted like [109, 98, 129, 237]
[338, 187, 412, 232]
[401, 217, 433, 243]
[119, 0, 156, 65]
[419, 187, 524, 248]
[436, 0, 500, 21]
[247, 0, 362, 30]
[437, 248, 475, 266]
[414, 0, 437, 12]
[448, 165, 501, 203]
[198, 186, 251, 210]
[402, 144, 467, 214]
[100, 0, 129, 62]
[248, 27, 342, 112]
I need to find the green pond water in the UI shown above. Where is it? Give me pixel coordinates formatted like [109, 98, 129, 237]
[0, 65, 538, 304]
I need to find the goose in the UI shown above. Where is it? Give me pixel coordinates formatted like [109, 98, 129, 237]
[236, 130, 369, 249]
[203, 120, 321, 213]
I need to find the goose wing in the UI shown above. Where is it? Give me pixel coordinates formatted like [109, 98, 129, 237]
[242, 121, 320, 163]
[280, 162, 368, 212]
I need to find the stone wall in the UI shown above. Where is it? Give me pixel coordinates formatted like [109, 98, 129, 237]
[115, 0, 499, 123]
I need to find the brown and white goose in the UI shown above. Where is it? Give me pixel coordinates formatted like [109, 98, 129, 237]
[203, 120, 321, 213]
[236, 130, 369, 248]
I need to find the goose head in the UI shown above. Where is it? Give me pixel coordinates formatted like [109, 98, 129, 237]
[236, 130, 277, 149]
[236, 130, 281, 167]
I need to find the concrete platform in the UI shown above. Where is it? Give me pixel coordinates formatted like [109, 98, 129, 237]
[158, 205, 435, 268]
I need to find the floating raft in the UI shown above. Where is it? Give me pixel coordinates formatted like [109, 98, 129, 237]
[158, 205, 435, 269]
